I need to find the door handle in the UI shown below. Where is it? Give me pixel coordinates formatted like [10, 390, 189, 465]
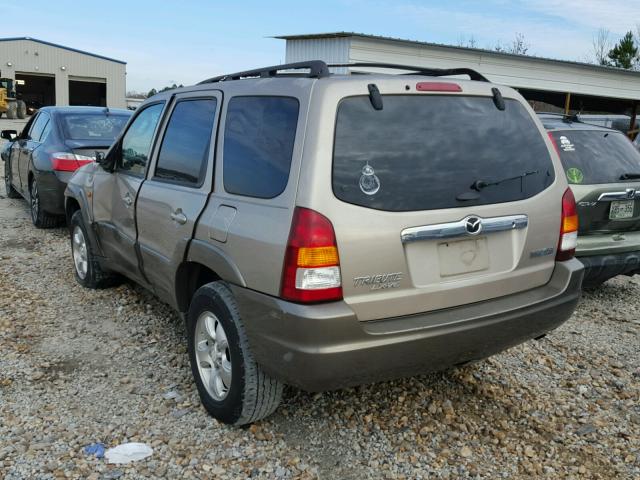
[123, 192, 133, 207]
[170, 209, 187, 225]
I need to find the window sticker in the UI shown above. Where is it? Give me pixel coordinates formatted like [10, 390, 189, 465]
[566, 167, 584, 184]
[559, 135, 575, 152]
[359, 162, 381, 195]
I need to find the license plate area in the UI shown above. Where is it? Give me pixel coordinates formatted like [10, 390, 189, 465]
[438, 237, 489, 277]
[609, 200, 635, 220]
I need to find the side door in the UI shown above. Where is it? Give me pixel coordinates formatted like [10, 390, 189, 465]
[9, 114, 36, 193]
[92, 102, 166, 283]
[136, 92, 221, 302]
[19, 112, 50, 191]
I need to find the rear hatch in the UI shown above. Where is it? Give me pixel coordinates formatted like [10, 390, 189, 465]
[549, 129, 640, 234]
[309, 81, 565, 321]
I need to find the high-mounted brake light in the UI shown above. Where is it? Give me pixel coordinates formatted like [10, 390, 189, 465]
[281, 207, 342, 303]
[51, 153, 94, 172]
[416, 82, 462, 92]
[556, 188, 578, 261]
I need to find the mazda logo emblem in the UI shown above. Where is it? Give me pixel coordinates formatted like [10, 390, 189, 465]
[465, 216, 482, 235]
[626, 188, 636, 200]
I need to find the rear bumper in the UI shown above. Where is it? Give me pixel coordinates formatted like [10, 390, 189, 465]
[232, 259, 584, 392]
[577, 251, 640, 286]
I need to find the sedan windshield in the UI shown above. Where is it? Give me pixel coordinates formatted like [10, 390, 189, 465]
[61, 114, 130, 141]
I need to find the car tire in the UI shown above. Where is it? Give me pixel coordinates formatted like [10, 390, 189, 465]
[4, 162, 21, 198]
[16, 101, 26, 119]
[187, 281, 284, 425]
[6, 102, 16, 120]
[29, 177, 60, 228]
[70, 210, 119, 289]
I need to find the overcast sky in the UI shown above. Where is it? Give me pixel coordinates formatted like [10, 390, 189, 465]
[1, 0, 639, 92]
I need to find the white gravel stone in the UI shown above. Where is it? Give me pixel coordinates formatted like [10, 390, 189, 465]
[0, 158, 639, 479]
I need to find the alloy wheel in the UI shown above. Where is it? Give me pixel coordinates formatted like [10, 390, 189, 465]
[195, 311, 232, 400]
[72, 226, 89, 279]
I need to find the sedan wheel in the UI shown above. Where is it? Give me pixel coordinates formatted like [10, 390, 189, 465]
[30, 180, 40, 224]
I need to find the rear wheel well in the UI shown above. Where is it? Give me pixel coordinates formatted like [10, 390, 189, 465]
[175, 262, 221, 312]
[65, 197, 81, 227]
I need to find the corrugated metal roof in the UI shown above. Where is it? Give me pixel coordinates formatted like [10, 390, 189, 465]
[275, 32, 640, 77]
[0, 37, 126, 64]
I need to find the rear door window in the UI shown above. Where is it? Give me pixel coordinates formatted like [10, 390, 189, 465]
[223, 96, 299, 198]
[333, 95, 555, 211]
[29, 113, 50, 142]
[154, 98, 217, 186]
[550, 130, 640, 184]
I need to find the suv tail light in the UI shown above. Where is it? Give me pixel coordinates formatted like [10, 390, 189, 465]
[547, 132, 560, 155]
[281, 207, 342, 303]
[557, 188, 578, 261]
[51, 153, 94, 172]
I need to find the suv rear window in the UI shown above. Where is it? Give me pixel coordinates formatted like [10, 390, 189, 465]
[550, 130, 640, 184]
[333, 95, 555, 211]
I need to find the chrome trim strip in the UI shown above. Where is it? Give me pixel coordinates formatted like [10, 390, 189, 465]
[597, 189, 637, 202]
[401, 214, 528, 243]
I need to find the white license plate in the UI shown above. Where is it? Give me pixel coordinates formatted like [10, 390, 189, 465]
[438, 237, 489, 277]
[609, 200, 635, 220]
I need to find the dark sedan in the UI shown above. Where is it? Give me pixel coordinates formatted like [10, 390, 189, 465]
[2, 106, 131, 227]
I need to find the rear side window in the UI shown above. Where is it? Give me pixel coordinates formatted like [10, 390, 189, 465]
[223, 96, 299, 198]
[550, 130, 640, 184]
[333, 95, 555, 211]
[154, 98, 217, 186]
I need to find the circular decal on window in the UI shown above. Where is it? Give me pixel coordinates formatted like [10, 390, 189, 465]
[566, 167, 584, 184]
[359, 163, 381, 195]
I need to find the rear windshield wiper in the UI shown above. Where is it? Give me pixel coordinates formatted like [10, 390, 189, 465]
[619, 172, 640, 180]
[470, 170, 539, 191]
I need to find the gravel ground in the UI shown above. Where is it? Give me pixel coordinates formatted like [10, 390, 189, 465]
[0, 159, 639, 479]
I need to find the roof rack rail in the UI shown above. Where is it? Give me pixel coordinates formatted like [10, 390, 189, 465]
[536, 111, 582, 122]
[198, 60, 330, 84]
[328, 62, 490, 82]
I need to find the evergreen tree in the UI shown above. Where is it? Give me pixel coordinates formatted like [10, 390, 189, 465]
[607, 31, 638, 69]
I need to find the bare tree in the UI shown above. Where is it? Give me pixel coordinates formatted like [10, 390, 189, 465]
[494, 33, 530, 55]
[592, 28, 612, 65]
[456, 34, 478, 48]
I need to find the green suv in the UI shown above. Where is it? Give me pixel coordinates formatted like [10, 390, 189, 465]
[540, 113, 640, 287]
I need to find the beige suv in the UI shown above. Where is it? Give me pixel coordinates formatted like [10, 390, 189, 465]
[64, 61, 584, 425]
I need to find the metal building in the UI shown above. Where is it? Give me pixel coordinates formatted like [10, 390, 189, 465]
[277, 32, 640, 136]
[0, 37, 126, 110]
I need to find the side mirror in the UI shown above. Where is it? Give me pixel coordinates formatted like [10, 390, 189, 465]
[1, 129, 18, 141]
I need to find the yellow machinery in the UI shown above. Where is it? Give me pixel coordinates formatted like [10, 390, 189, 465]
[0, 77, 26, 119]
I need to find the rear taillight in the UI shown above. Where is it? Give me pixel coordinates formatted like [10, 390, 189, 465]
[547, 132, 560, 155]
[51, 153, 94, 172]
[557, 188, 578, 261]
[281, 207, 342, 303]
